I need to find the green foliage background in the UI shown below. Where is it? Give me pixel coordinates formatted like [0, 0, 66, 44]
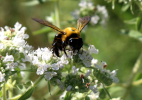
[0, 0, 142, 100]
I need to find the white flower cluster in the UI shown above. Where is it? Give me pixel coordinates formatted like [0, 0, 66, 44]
[79, 45, 98, 67]
[25, 47, 69, 80]
[94, 61, 119, 83]
[0, 22, 32, 82]
[72, 0, 108, 25]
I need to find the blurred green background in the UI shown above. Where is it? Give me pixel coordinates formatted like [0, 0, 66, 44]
[0, 0, 142, 100]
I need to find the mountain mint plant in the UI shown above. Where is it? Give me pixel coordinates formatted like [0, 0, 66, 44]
[0, 22, 119, 100]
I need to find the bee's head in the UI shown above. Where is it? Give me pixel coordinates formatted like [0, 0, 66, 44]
[68, 38, 83, 53]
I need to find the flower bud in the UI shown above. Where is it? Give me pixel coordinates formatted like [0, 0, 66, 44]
[93, 68, 113, 86]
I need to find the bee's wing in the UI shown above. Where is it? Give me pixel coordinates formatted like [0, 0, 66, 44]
[32, 18, 65, 34]
[77, 16, 91, 32]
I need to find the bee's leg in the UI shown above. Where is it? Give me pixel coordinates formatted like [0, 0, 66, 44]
[63, 48, 68, 57]
[52, 42, 60, 57]
[62, 41, 68, 57]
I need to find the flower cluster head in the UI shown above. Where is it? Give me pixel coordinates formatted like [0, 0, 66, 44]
[0, 22, 32, 82]
[71, 0, 108, 26]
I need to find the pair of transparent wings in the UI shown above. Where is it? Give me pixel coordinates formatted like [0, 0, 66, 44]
[32, 16, 91, 34]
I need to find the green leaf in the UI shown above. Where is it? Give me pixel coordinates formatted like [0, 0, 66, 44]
[134, 73, 142, 81]
[21, 1, 40, 6]
[136, 16, 142, 31]
[99, 89, 106, 99]
[18, 87, 35, 100]
[121, 4, 130, 12]
[48, 81, 51, 95]
[119, 29, 142, 42]
[130, 2, 134, 14]
[32, 27, 52, 35]
[24, 81, 33, 88]
[85, 96, 90, 100]
[124, 18, 137, 25]
[64, 92, 72, 100]
[15, 67, 21, 78]
[56, 89, 64, 95]
[17, 85, 24, 90]
[0, 91, 2, 98]
[38, 0, 44, 4]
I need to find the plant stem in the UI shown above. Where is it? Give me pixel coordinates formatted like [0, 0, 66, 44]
[44, 86, 60, 99]
[2, 82, 6, 100]
[103, 84, 112, 99]
[122, 51, 142, 99]
[9, 75, 44, 100]
[55, 0, 60, 28]
[108, 83, 127, 88]
[9, 76, 13, 98]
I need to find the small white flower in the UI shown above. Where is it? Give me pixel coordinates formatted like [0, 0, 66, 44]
[0, 43, 4, 49]
[23, 34, 29, 39]
[71, 10, 80, 19]
[35, 48, 42, 58]
[19, 63, 26, 69]
[85, 70, 91, 77]
[4, 26, 10, 31]
[22, 53, 33, 62]
[20, 27, 27, 32]
[36, 66, 44, 75]
[88, 91, 100, 99]
[14, 22, 22, 31]
[110, 70, 119, 83]
[0, 71, 5, 82]
[79, 51, 88, 60]
[111, 76, 119, 83]
[79, 0, 94, 10]
[91, 15, 100, 25]
[51, 63, 59, 70]
[60, 54, 69, 65]
[95, 61, 107, 70]
[97, 5, 108, 18]
[72, 66, 79, 75]
[13, 37, 26, 47]
[32, 56, 39, 65]
[6, 62, 17, 71]
[41, 47, 52, 61]
[88, 45, 99, 54]
[57, 61, 64, 69]
[44, 72, 57, 80]
[83, 60, 91, 67]
[111, 70, 117, 76]
[0, 27, 7, 40]
[3, 54, 14, 62]
[91, 58, 98, 65]
[89, 85, 98, 93]
[66, 85, 72, 91]
[43, 63, 50, 71]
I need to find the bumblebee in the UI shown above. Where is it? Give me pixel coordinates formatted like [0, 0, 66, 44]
[32, 16, 91, 57]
